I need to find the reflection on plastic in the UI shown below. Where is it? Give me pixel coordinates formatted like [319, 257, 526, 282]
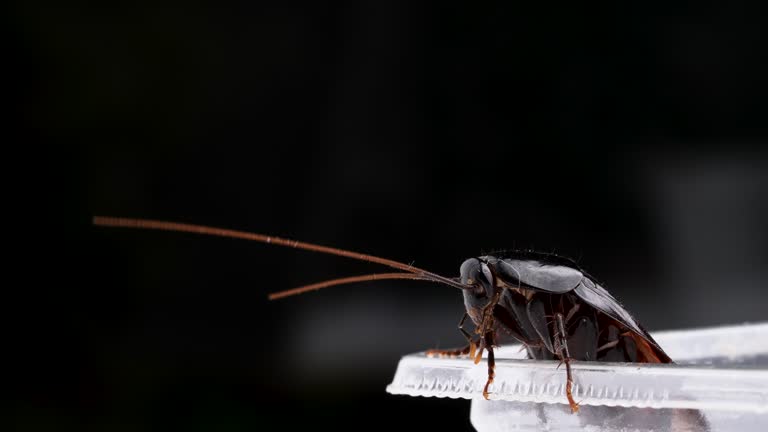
[472, 401, 711, 432]
[387, 322, 768, 431]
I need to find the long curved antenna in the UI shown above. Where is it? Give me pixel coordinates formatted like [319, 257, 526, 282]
[93, 216, 471, 291]
[268, 272, 436, 300]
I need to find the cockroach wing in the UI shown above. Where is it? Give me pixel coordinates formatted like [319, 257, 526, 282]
[574, 278, 672, 363]
[492, 258, 584, 293]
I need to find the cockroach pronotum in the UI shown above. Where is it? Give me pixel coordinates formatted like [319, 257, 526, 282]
[93, 216, 675, 414]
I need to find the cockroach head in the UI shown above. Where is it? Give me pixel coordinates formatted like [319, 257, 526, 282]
[459, 257, 495, 298]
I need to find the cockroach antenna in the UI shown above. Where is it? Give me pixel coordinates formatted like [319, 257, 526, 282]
[92, 216, 473, 298]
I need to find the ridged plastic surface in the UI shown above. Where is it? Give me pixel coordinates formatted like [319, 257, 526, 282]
[386, 322, 768, 431]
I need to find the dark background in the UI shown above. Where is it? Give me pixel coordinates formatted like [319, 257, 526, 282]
[16, 2, 768, 431]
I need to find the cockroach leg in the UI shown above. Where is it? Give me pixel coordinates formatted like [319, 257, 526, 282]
[526, 295, 555, 355]
[474, 338, 485, 364]
[482, 332, 496, 400]
[564, 303, 580, 324]
[426, 345, 472, 358]
[596, 339, 620, 353]
[426, 313, 476, 358]
[456, 312, 478, 358]
[556, 313, 579, 413]
[475, 292, 501, 365]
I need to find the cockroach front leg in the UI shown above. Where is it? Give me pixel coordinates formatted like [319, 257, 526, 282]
[476, 292, 501, 399]
[555, 313, 579, 413]
[426, 313, 476, 358]
[482, 331, 496, 400]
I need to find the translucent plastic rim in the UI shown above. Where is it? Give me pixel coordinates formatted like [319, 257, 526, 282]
[386, 322, 768, 412]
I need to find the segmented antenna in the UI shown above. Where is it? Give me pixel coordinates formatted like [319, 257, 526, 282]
[268, 273, 439, 300]
[93, 216, 472, 297]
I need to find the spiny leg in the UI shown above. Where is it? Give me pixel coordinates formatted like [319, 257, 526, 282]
[474, 291, 502, 364]
[482, 331, 496, 400]
[546, 302, 581, 332]
[426, 345, 471, 358]
[526, 295, 555, 356]
[426, 313, 476, 358]
[555, 313, 579, 413]
[475, 291, 502, 398]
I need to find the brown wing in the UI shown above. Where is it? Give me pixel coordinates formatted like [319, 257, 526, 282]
[574, 278, 673, 363]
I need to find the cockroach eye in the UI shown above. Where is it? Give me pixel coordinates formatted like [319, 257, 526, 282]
[459, 258, 482, 287]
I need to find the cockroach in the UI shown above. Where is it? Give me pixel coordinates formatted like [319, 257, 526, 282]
[93, 216, 673, 413]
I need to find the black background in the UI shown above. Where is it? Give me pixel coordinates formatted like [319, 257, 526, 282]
[16, 2, 768, 431]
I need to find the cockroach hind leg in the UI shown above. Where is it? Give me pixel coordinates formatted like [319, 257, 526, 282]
[555, 312, 579, 413]
[557, 350, 580, 412]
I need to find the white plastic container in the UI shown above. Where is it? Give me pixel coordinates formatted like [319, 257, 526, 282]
[386, 322, 768, 431]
